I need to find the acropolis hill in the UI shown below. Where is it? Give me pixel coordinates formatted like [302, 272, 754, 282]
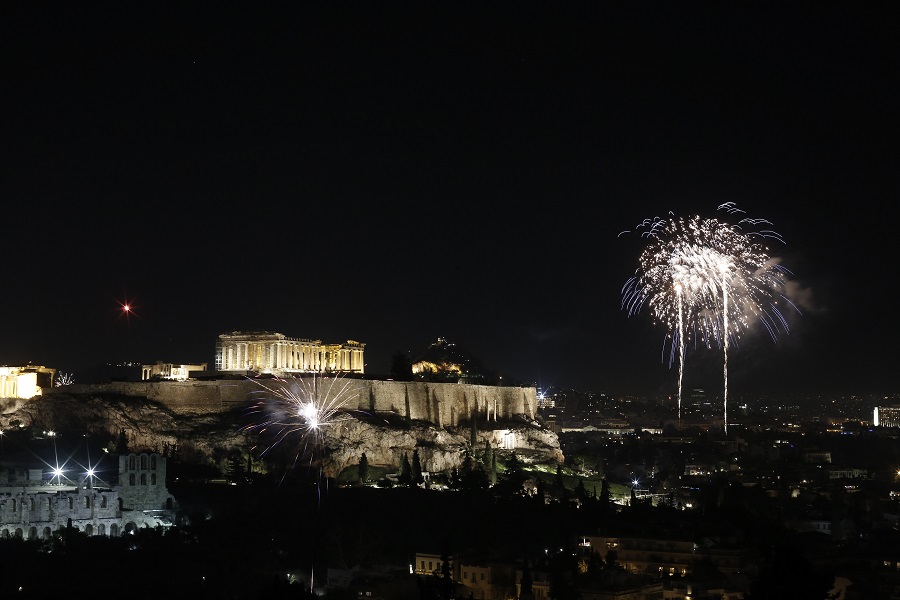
[7, 377, 561, 479]
[1, 335, 562, 478]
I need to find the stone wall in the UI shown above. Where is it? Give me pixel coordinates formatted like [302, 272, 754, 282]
[0, 452, 178, 537]
[117, 452, 175, 512]
[42, 378, 537, 426]
[362, 380, 536, 425]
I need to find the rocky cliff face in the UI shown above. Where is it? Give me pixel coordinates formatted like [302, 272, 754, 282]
[1, 388, 563, 479]
[312, 412, 564, 478]
[0, 392, 248, 469]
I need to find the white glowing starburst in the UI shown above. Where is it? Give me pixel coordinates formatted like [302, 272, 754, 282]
[55, 372, 74, 387]
[239, 374, 361, 469]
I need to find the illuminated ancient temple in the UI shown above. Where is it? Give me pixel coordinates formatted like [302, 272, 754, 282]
[214, 331, 365, 376]
[0, 365, 56, 400]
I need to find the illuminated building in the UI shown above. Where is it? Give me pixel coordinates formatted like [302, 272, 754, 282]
[536, 390, 555, 409]
[410, 337, 491, 383]
[0, 452, 177, 539]
[215, 331, 365, 376]
[582, 535, 755, 578]
[141, 361, 209, 381]
[0, 365, 56, 400]
[874, 406, 900, 428]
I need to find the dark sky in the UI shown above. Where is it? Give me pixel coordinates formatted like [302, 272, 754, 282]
[3, 3, 897, 399]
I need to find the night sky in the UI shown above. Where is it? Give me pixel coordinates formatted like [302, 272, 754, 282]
[3, 4, 897, 399]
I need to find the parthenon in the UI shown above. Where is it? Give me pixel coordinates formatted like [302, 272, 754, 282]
[214, 331, 365, 376]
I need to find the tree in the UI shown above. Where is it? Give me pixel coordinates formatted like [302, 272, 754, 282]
[553, 464, 567, 501]
[115, 429, 129, 454]
[357, 452, 369, 484]
[519, 561, 535, 600]
[746, 536, 839, 600]
[389, 352, 414, 381]
[535, 477, 547, 505]
[461, 461, 490, 491]
[547, 550, 580, 600]
[461, 450, 474, 476]
[490, 451, 497, 486]
[495, 452, 527, 496]
[437, 545, 455, 600]
[599, 478, 612, 522]
[574, 478, 588, 504]
[412, 449, 424, 486]
[399, 453, 412, 486]
[470, 417, 478, 449]
[506, 452, 524, 480]
[482, 440, 493, 470]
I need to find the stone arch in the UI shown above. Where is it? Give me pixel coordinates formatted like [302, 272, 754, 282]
[110, 523, 120, 537]
[124, 522, 138, 535]
[85, 524, 93, 536]
[27, 527, 37, 540]
[42, 527, 51, 541]
[98, 524, 106, 536]
[1, 529, 9, 539]
[14, 528, 23, 539]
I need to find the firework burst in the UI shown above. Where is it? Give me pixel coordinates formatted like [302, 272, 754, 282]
[239, 373, 362, 481]
[55, 372, 74, 387]
[621, 203, 799, 431]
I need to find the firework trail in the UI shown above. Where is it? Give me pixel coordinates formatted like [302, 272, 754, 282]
[621, 203, 799, 432]
[239, 373, 362, 493]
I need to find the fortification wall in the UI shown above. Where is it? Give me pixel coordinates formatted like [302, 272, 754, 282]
[42, 381, 234, 413]
[43, 379, 537, 426]
[361, 380, 536, 426]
